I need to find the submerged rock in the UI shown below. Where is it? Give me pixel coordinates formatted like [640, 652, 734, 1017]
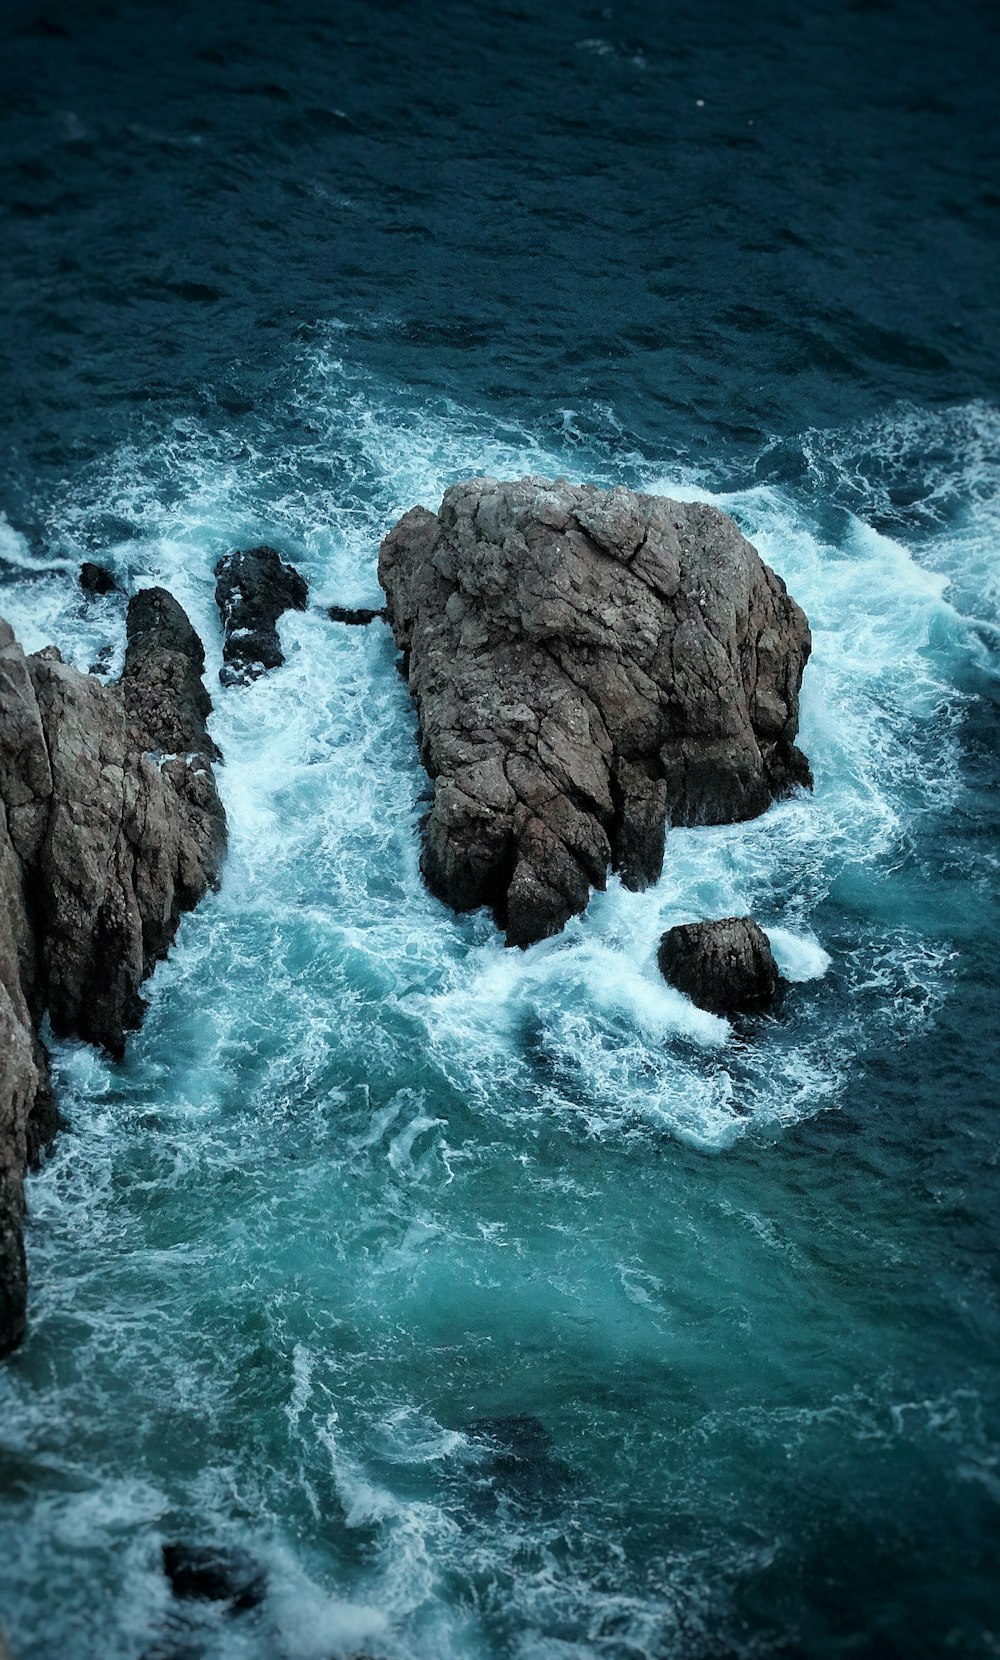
[161, 1542, 266, 1612]
[0, 594, 226, 1357]
[328, 602, 387, 626]
[462, 1413, 573, 1505]
[214, 546, 308, 684]
[379, 478, 811, 947]
[79, 560, 119, 596]
[657, 916, 781, 1015]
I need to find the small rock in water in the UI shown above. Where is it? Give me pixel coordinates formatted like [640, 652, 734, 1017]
[79, 561, 118, 595]
[658, 916, 781, 1015]
[466, 1413, 551, 1461]
[87, 643, 114, 676]
[327, 602, 387, 625]
[463, 1413, 572, 1502]
[214, 545, 308, 684]
[161, 1542, 266, 1612]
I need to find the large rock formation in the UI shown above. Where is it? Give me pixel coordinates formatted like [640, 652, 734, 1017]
[0, 591, 225, 1356]
[214, 546, 308, 684]
[658, 916, 781, 1015]
[379, 478, 812, 946]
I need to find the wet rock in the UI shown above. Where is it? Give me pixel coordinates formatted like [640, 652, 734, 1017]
[0, 596, 226, 1356]
[88, 644, 114, 677]
[122, 586, 221, 761]
[214, 546, 308, 684]
[379, 478, 811, 947]
[657, 916, 781, 1015]
[161, 1542, 266, 1612]
[79, 561, 118, 596]
[327, 602, 387, 626]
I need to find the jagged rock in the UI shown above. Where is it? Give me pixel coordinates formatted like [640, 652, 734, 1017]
[657, 916, 781, 1015]
[379, 477, 812, 946]
[161, 1543, 266, 1611]
[327, 602, 387, 626]
[214, 546, 308, 684]
[79, 561, 118, 595]
[0, 593, 225, 1357]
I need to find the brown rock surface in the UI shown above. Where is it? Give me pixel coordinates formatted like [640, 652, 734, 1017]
[657, 916, 781, 1015]
[379, 477, 812, 946]
[0, 591, 225, 1356]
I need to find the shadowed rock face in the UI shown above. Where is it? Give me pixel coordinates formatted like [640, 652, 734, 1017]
[214, 546, 308, 684]
[79, 561, 118, 596]
[161, 1542, 266, 1611]
[658, 916, 781, 1015]
[0, 591, 225, 1356]
[379, 477, 812, 947]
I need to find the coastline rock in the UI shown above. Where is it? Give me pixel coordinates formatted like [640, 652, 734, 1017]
[0, 593, 225, 1357]
[79, 561, 118, 596]
[327, 602, 387, 626]
[214, 546, 308, 684]
[657, 916, 780, 1015]
[379, 477, 812, 946]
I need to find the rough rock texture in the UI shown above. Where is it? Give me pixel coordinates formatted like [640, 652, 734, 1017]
[657, 916, 781, 1015]
[214, 546, 308, 684]
[379, 477, 812, 946]
[0, 592, 225, 1356]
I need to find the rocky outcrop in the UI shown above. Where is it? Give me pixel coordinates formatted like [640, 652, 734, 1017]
[0, 592, 225, 1356]
[79, 561, 118, 596]
[657, 916, 780, 1015]
[328, 602, 387, 626]
[379, 477, 812, 946]
[162, 1543, 266, 1611]
[214, 546, 308, 684]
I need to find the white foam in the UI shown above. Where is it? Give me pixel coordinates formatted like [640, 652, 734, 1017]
[1, 370, 978, 1156]
[1, 369, 994, 1660]
[765, 928, 831, 983]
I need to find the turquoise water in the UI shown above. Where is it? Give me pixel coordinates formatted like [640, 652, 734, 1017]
[1, 1, 999, 1651]
[0, 348, 997, 1658]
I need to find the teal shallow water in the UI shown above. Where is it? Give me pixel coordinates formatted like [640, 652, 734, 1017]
[0, 353, 997, 1658]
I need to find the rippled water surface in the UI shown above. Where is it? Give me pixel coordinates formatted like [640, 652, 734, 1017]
[1, 3, 998, 1657]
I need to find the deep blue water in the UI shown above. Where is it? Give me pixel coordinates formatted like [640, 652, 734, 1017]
[0, 3, 998, 1658]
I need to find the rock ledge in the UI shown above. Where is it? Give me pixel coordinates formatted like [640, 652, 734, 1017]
[0, 591, 225, 1355]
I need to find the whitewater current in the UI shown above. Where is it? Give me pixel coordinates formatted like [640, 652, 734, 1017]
[0, 340, 997, 1657]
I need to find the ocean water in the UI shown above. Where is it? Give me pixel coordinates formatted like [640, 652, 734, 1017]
[0, 3, 998, 1658]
